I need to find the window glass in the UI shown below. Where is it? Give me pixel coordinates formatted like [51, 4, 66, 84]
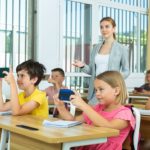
[63, 0, 92, 90]
[0, 0, 33, 70]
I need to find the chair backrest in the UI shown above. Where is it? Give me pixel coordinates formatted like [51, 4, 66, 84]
[132, 107, 141, 150]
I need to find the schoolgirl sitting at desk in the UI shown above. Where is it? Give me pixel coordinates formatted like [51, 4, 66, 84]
[54, 71, 135, 150]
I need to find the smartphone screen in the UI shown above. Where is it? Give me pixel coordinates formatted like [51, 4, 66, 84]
[59, 89, 74, 101]
[16, 124, 39, 131]
[0, 67, 9, 78]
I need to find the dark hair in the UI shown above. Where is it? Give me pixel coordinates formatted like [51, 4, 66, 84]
[100, 17, 116, 39]
[16, 59, 46, 86]
[51, 68, 65, 77]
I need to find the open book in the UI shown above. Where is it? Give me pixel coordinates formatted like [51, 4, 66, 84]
[0, 110, 12, 116]
[43, 119, 82, 128]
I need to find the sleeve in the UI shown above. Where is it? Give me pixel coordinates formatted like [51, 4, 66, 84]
[83, 104, 103, 125]
[81, 44, 98, 75]
[32, 93, 46, 106]
[120, 45, 130, 79]
[44, 87, 49, 96]
[114, 108, 135, 129]
[140, 84, 145, 89]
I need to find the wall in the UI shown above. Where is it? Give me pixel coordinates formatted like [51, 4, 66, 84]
[36, 0, 60, 73]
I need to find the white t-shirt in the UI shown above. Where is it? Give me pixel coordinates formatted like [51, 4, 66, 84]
[95, 53, 109, 76]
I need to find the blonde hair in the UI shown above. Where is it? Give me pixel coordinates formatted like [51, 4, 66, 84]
[145, 70, 150, 83]
[96, 71, 128, 104]
[100, 17, 116, 39]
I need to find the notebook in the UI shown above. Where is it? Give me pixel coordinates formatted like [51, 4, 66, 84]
[0, 110, 12, 116]
[43, 119, 82, 128]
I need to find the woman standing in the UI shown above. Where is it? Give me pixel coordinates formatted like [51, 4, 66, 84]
[73, 17, 130, 105]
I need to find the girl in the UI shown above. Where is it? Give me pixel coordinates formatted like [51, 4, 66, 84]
[73, 17, 129, 105]
[54, 71, 135, 150]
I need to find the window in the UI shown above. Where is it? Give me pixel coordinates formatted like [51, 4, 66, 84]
[0, 0, 34, 70]
[63, 0, 92, 90]
[63, 0, 149, 74]
[98, 0, 148, 72]
[63, 0, 149, 91]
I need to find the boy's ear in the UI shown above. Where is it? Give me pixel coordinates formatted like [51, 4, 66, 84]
[31, 77, 38, 84]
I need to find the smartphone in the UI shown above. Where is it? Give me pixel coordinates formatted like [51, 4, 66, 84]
[59, 89, 74, 101]
[0, 67, 9, 78]
[16, 124, 39, 131]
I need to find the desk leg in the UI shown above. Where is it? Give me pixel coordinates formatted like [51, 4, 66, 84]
[62, 138, 107, 150]
[0, 129, 9, 150]
[7, 131, 10, 150]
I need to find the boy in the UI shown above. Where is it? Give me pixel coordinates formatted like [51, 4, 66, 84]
[0, 59, 48, 118]
[44, 68, 67, 104]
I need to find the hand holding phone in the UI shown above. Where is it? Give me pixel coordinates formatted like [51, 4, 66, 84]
[59, 89, 74, 101]
[0, 67, 9, 78]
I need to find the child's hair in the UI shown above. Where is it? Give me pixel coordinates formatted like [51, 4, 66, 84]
[145, 70, 150, 83]
[100, 17, 116, 39]
[51, 68, 65, 77]
[96, 71, 128, 104]
[16, 59, 46, 86]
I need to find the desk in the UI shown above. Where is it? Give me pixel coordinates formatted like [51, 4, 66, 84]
[0, 115, 119, 150]
[140, 115, 150, 140]
[128, 92, 150, 103]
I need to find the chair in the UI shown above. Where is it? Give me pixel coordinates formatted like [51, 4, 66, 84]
[132, 107, 141, 150]
[123, 107, 141, 150]
[0, 95, 10, 150]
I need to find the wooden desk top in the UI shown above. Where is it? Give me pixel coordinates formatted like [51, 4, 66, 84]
[129, 92, 150, 97]
[141, 115, 150, 121]
[0, 115, 119, 144]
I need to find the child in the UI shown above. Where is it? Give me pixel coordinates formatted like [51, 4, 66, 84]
[134, 70, 150, 94]
[44, 68, 67, 104]
[0, 59, 48, 118]
[54, 71, 135, 150]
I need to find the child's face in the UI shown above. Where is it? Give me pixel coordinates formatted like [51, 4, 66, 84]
[17, 69, 37, 90]
[146, 74, 150, 83]
[49, 71, 64, 84]
[94, 79, 119, 105]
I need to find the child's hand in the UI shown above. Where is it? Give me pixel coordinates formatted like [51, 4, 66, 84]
[53, 94, 65, 109]
[48, 76, 57, 84]
[3, 67, 15, 85]
[70, 92, 86, 109]
[72, 60, 85, 68]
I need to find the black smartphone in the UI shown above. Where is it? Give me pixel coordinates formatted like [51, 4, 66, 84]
[59, 89, 74, 101]
[0, 67, 9, 78]
[16, 124, 39, 131]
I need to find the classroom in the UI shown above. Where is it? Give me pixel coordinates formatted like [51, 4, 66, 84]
[0, 0, 150, 150]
